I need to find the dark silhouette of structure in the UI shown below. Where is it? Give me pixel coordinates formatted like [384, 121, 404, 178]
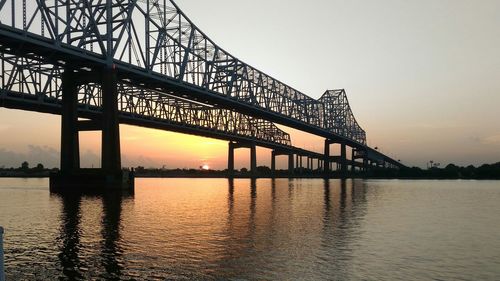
[0, 0, 404, 191]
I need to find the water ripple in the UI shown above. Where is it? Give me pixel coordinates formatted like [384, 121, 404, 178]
[0, 178, 500, 280]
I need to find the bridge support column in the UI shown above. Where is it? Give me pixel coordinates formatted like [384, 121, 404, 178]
[324, 139, 331, 177]
[324, 138, 348, 178]
[60, 70, 80, 173]
[250, 144, 257, 178]
[288, 154, 294, 176]
[351, 149, 356, 173]
[101, 68, 121, 175]
[50, 67, 132, 192]
[363, 150, 369, 172]
[299, 155, 303, 174]
[271, 150, 276, 177]
[340, 142, 347, 178]
[228, 142, 235, 177]
[227, 141, 257, 178]
[295, 154, 299, 173]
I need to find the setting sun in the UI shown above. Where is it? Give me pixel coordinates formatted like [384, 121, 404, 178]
[201, 164, 210, 170]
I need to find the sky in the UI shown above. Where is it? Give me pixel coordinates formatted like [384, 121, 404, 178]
[0, 0, 499, 169]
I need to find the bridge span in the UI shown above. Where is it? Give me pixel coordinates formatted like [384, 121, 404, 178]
[0, 0, 404, 190]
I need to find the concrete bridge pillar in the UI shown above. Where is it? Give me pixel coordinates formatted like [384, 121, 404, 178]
[101, 68, 121, 174]
[228, 141, 235, 177]
[324, 139, 331, 177]
[299, 155, 303, 174]
[51, 67, 131, 192]
[250, 144, 257, 177]
[271, 150, 276, 177]
[351, 149, 356, 173]
[363, 150, 369, 172]
[340, 142, 347, 177]
[227, 141, 257, 178]
[324, 138, 347, 178]
[60, 70, 80, 173]
[288, 154, 294, 176]
[295, 154, 300, 169]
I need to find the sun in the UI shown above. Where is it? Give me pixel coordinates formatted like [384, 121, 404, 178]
[201, 164, 210, 170]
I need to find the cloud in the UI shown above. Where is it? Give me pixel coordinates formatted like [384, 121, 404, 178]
[0, 145, 59, 168]
[0, 146, 222, 169]
[480, 134, 500, 145]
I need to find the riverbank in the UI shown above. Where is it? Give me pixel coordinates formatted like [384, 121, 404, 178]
[1, 162, 499, 180]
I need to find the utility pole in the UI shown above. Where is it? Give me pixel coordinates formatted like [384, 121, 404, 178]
[0, 226, 4, 281]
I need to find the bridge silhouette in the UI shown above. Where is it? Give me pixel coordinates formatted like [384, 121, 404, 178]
[0, 0, 404, 190]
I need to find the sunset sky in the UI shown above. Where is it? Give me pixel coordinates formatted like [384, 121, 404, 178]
[0, 0, 499, 169]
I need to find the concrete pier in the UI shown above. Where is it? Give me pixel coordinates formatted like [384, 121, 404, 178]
[340, 142, 347, 177]
[50, 67, 133, 192]
[227, 141, 257, 177]
[324, 138, 349, 178]
[271, 150, 276, 176]
[324, 139, 330, 176]
[288, 154, 294, 176]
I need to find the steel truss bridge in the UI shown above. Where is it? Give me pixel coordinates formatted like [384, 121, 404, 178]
[0, 0, 404, 189]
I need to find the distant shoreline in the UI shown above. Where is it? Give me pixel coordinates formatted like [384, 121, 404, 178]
[1, 162, 499, 180]
[1, 174, 499, 180]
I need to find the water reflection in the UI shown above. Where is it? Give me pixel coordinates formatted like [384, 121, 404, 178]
[58, 194, 83, 280]
[54, 191, 132, 280]
[100, 191, 125, 280]
[320, 179, 369, 279]
[4, 178, 498, 280]
[25, 180, 371, 280]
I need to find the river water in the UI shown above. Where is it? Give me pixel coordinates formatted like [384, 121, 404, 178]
[0, 178, 499, 280]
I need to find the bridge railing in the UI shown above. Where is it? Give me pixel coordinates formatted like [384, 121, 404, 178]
[0, 0, 366, 146]
[0, 52, 292, 147]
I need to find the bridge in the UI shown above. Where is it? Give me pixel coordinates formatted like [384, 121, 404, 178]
[0, 0, 404, 190]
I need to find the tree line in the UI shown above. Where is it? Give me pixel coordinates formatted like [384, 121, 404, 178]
[369, 162, 500, 179]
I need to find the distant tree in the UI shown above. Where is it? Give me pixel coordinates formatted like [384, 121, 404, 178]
[240, 167, 248, 173]
[21, 161, 29, 170]
[256, 166, 271, 174]
[36, 163, 44, 171]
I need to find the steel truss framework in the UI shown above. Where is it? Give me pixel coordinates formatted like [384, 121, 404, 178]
[320, 90, 366, 143]
[0, 0, 405, 168]
[0, 53, 291, 147]
[0, 0, 365, 143]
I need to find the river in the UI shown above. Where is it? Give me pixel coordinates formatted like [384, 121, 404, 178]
[0, 178, 499, 280]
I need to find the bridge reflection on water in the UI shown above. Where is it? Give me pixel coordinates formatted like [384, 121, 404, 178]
[2, 178, 368, 280]
[3, 179, 500, 280]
